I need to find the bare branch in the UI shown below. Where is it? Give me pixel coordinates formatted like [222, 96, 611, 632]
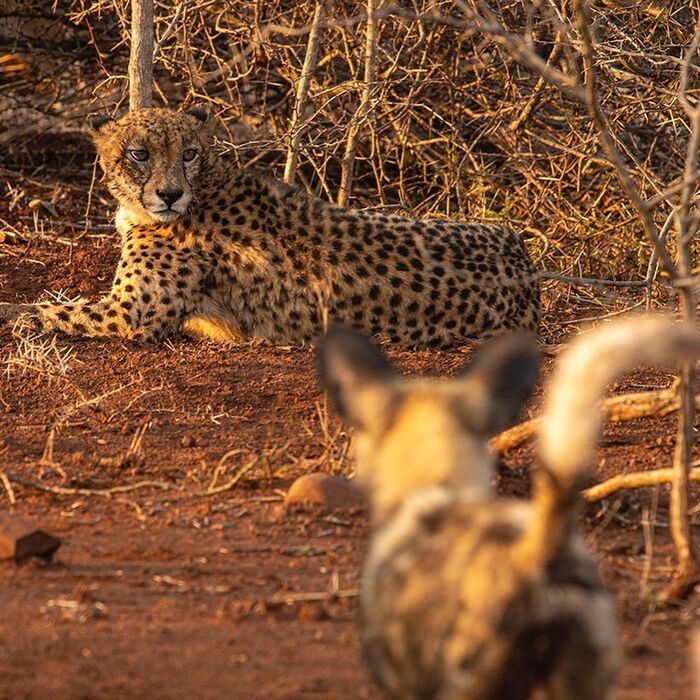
[284, 0, 326, 185]
[453, 0, 585, 101]
[152, 0, 193, 64]
[664, 24, 700, 600]
[571, 0, 678, 281]
[338, 0, 379, 206]
[491, 383, 687, 455]
[540, 272, 647, 288]
[583, 466, 700, 503]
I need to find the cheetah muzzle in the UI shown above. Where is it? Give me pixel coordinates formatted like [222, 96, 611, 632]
[2, 106, 540, 347]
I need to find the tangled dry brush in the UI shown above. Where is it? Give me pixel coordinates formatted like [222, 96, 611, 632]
[0, 1, 697, 282]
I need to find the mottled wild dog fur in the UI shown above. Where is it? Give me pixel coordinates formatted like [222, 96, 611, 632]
[318, 316, 700, 700]
[0, 107, 539, 346]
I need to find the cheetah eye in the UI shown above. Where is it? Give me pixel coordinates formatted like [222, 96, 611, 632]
[128, 149, 149, 162]
[183, 148, 198, 163]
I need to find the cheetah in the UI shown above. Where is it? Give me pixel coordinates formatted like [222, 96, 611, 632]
[318, 315, 700, 700]
[0, 106, 539, 346]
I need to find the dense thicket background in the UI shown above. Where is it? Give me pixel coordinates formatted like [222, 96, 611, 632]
[0, 1, 697, 280]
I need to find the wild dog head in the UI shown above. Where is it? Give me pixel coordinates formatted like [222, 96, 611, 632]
[318, 327, 541, 519]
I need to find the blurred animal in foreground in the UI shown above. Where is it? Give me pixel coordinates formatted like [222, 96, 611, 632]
[318, 315, 700, 699]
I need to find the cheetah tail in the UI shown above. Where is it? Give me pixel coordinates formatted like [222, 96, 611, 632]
[518, 315, 700, 571]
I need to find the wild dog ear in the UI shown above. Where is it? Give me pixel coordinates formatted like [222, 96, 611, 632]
[317, 326, 396, 430]
[460, 334, 541, 435]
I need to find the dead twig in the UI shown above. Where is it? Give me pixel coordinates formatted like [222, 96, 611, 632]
[98, 421, 150, 469]
[338, 0, 379, 206]
[265, 588, 358, 605]
[583, 467, 700, 503]
[492, 383, 685, 455]
[196, 445, 288, 496]
[0, 469, 16, 505]
[283, 0, 326, 184]
[201, 449, 261, 495]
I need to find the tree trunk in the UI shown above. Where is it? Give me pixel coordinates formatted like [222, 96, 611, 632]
[129, 0, 154, 110]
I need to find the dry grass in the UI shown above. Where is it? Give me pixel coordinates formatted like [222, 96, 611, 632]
[5, 326, 78, 382]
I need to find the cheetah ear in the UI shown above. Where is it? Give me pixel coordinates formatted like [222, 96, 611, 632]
[87, 113, 114, 137]
[317, 326, 397, 431]
[185, 104, 210, 122]
[184, 103, 215, 134]
[183, 103, 217, 139]
[460, 334, 541, 435]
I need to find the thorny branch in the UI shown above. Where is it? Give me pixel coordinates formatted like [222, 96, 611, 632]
[6, 0, 695, 292]
[441, 0, 700, 599]
[663, 23, 700, 599]
[283, 0, 326, 184]
[337, 0, 379, 206]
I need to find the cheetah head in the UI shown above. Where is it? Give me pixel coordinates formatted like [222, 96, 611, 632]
[88, 106, 215, 227]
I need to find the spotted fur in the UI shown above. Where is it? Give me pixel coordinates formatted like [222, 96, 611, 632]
[1, 107, 539, 346]
[316, 317, 698, 699]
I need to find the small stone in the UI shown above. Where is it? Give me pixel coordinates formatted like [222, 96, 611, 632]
[181, 435, 197, 448]
[0, 511, 61, 561]
[284, 473, 364, 511]
[297, 603, 327, 622]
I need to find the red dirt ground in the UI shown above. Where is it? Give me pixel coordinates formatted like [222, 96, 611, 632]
[2, 226, 700, 698]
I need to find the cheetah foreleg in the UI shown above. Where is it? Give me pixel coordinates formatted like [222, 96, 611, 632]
[7, 297, 176, 342]
[8, 230, 207, 342]
[3, 286, 222, 343]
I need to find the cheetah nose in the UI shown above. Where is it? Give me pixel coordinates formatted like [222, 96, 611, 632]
[156, 188, 184, 207]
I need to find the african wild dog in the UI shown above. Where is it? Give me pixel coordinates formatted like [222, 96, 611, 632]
[318, 316, 700, 699]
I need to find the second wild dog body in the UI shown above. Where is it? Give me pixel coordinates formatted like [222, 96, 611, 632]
[318, 316, 700, 700]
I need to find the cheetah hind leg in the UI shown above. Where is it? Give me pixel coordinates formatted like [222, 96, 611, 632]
[181, 296, 244, 343]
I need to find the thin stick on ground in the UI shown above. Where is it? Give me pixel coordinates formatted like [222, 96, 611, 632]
[583, 467, 700, 503]
[265, 588, 358, 605]
[8, 476, 178, 498]
[200, 451, 261, 496]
